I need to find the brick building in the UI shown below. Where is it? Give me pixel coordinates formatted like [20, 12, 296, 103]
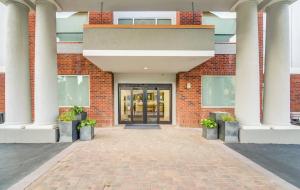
[0, 0, 299, 130]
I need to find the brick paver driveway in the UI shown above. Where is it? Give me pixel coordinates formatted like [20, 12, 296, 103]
[26, 127, 284, 190]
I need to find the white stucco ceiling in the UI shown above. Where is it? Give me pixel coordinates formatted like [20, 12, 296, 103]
[55, 0, 239, 12]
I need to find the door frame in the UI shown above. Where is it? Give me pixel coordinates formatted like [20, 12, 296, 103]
[118, 84, 172, 125]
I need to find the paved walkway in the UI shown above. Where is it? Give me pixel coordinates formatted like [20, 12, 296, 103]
[26, 127, 288, 190]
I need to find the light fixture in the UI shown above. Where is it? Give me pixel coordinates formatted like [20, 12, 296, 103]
[144, 67, 149, 70]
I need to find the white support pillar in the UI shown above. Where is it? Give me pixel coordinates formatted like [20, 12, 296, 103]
[4, 1, 31, 125]
[34, 0, 58, 125]
[234, 0, 261, 126]
[263, 1, 291, 126]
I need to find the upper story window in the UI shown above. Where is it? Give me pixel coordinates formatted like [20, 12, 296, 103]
[114, 12, 176, 25]
[202, 12, 236, 43]
[56, 12, 88, 42]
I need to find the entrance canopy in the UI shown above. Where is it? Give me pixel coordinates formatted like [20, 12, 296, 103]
[83, 25, 215, 73]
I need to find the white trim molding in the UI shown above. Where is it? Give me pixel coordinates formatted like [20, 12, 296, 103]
[83, 50, 215, 57]
[0, 66, 4, 73]
[291, 68, 300, 74]
[231, 0, 262, 11]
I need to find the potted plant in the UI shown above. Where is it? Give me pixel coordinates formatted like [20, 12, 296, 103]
[58, 111, 80, 142]
[201, 118, 218, 140]
[78, 119, 96, 141]
[219, 115, 240, 143]
[70, 106, 87, 121]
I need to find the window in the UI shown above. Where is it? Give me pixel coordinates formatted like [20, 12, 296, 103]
[202, 12, 236, 43]
[56, 12, 88, 42]
[202, 76, 235, 107]
[114, 12, 176, 25]
[118, 18, 172, 25]
[58, 75, 90, 107]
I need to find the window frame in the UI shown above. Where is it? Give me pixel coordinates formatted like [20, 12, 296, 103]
[201, 75, 235, 108]
[113, 11, 177, 25]
[58, 75, 91, 108]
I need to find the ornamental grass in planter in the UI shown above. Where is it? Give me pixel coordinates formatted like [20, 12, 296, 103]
[201, 118, 218, 140]
[70, 106, 87, 121]
[78, 119, 96, 141]
[58, 111, 80, 142]
[219, 115, 240, 143]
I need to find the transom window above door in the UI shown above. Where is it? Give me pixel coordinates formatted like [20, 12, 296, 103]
[114, 12, 177, 25]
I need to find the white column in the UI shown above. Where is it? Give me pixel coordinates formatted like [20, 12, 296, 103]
[34, 0, 58, 125]
[4, 1, 31, 125]
[263, 1, 291, 126]
[235, 0, 261, 126]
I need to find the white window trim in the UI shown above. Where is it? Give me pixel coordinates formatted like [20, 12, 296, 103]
[58, 75, 91, 108]
[201, 75, 235, 108]
[113, 11, 177, 25]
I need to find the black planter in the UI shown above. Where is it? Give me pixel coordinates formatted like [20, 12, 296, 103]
[0, 112, 4, 124]
[76, 112, 87, 121]
[209, 112, 230, 122]
[219, 121, 240, 143]
[58, 120, 80, 142]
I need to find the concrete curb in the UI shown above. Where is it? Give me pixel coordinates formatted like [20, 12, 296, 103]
[8, 142, 80, 190]
[213, 141, 299, 190]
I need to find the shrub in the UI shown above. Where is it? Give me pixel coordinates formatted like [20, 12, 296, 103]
[70, 106, 84, 115]
[58, 111, 76, 122]
[221, 115, 237, 122]
[78, 119, 97, 129]
[200, 118, 217, 128]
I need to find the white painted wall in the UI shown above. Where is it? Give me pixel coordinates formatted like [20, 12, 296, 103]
[290, 1, 300, 74]
[0, 3, 7, 73]
[114, 73, 176, 126]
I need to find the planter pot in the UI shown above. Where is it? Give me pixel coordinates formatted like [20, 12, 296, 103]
[75, 112, 87, 121]
[209, 112, 230, 139]
[80, 126, 94, 141]
[219, 121, 240, 143]
[202, 127, 218, 140]
[209, 112, 230, 122]
[58, 120, 80, 142]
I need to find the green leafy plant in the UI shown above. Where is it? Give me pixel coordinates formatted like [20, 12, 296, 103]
[200, 118, 217, 128]
[221, 115, 237, 122]
[78, 119, 97, 129]
[58, 111, 76, 122]
[70, 106, 84, 115]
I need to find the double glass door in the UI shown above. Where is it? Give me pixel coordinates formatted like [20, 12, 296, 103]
[119, 84, 172, 124]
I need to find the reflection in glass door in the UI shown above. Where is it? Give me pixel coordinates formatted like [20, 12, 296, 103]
[132, 89, 144, 123]
[119, 84, 172, 124]
[120, 89, 132, 122]
[146, 89, 158, 124]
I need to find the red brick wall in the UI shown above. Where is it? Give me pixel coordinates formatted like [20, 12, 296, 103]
[291, 74, 300, 112]
[29, 12, 35, 121]
[177, 11, 202, 25]
[176, 55, 236, 127]
[0, 73, 4, 112]
[57, 54, 114, 127]
[258, 11, 264, 121]
[89, 12, 113, 24]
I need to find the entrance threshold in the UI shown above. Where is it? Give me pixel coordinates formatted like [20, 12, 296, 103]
[124, 124, 161, 129]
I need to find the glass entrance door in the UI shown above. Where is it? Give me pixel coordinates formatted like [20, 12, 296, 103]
[119, 84, 172, 124]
